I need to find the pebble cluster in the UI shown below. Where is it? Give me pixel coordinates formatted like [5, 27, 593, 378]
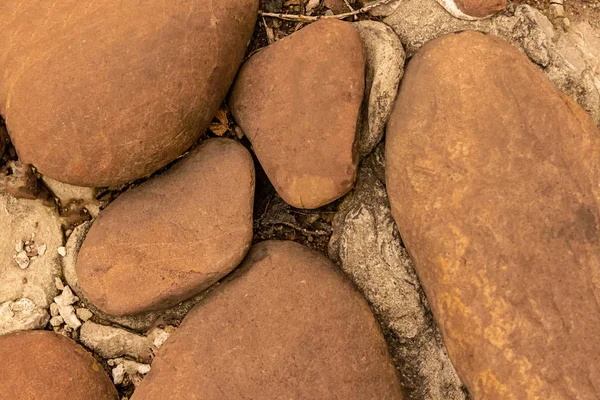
[0, 0, 599, 399]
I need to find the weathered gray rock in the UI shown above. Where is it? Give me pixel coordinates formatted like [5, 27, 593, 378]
[0, 298, 49, 335]
[385, 1, 550, 65]
[549, 19, 600, 125]
[354, 22, 404, 157]
[63, 222, 213, 333]
[384, 0, 600, 125]
[329, 146, 466, 400]
[359, 0, 403, 17]
[80, 321, 154, 363]
[0, 191, 62, 334]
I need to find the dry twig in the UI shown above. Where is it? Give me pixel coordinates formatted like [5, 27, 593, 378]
[260, 0, 395, 22]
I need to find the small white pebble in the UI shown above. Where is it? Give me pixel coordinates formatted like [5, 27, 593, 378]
[57, 304, 82, 330]
[50, 316, 64, 327]
[14, 251, 30, 270]
[54, 286, 79, 306]
[55, 277, 65, 291]
[37, 244, 47, 256]
[112, 363, 126, 385]
[152, 330, 171, 349]
[50, 303, 60, 317]
[14, 241, 23, 252]
[76, 307, 93, 322]
[57, 247, 67, 257]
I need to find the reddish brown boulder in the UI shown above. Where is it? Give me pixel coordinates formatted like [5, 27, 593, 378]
[437, 0, 506, 18]
[0, 331, 117, 400]
[455, 0, 505, 17]
[230, 20, 365, 209]
[0, 1, 257, 187]
[76, 139, 255, 316]
[132, 241, 403, 400]
[386, 31, 600, 399]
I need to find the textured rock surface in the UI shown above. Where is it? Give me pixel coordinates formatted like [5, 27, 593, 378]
[354, 21, 404, 157]
[329, 146, 466, 400]
[77, 138, 254, 316]
[64, 222, 212, 332]
[386, 31, 600, 399]
[132, 241, 403, 400]
[0, 331, 118, 399]
[0, 191, 62, 334]
[437, 0, 506, 19]
[0, 1, 258, 186]
[230, 20, 364, 209]
[384, 0, 600, 125]
[80, 321, 153, 362]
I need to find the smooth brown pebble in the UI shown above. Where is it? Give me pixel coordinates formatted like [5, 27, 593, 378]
[77, 138, 255, 316]
[230, 19, 365, 209]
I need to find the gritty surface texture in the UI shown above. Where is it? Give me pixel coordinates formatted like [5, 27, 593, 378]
[386, 31, 600, 399]
[0, 331, 118, 399]
[329, 146, 467, 400]
[64, 222, 214, 332]
[230, 19, 365, 209]
[454, 0, 507, 17]
[354, 21, 405, 158]
[76, 139, 255, 316]
[132, 241, 403, 400]
[0, 191, 62, 334]
[384, 0, 600, 126]
[0, 0, 258, 186]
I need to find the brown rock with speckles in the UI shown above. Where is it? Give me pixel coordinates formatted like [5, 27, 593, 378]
[132, 241, 403, 400]
[386, 31, 600, 399]
[0, 331, 118, 400]
[0, 1, 257, 186]
[76, 138, 254, 316]
[456, 0, 505, 17]
[230, 19, 365, 209]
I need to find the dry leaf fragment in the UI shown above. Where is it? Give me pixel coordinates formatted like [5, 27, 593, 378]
[209, 105, 230, 136]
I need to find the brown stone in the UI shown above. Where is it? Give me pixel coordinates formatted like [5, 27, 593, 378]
[132, 241, 403, 400]
[230, 20, 365, 209]
[0, 330, 118, 400]
[386, 31, 600, 399]
[0, 1, 257, 187]
[455, 0, 506, 18]
[76, 138, 255, 316]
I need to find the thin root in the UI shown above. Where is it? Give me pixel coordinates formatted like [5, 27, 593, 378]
[260, 0, 395, 22]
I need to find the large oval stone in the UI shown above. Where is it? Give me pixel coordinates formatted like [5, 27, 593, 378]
[0, 331, 118, 399]
[386, 31, 600, 399]
[132, 241, 403, 400]
[76, 138, 255, 316]
[0, 1, 257, 186]
[230, 20, 365, 209]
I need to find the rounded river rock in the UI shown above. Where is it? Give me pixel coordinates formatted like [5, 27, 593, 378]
[0, 330, 118, 400]
[132, 240, 403, 400]
[0, 0, 257, 186]
[386, 31, 600, 399]
[76, 138, 255, 316]
[230, 19, 365, 209]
